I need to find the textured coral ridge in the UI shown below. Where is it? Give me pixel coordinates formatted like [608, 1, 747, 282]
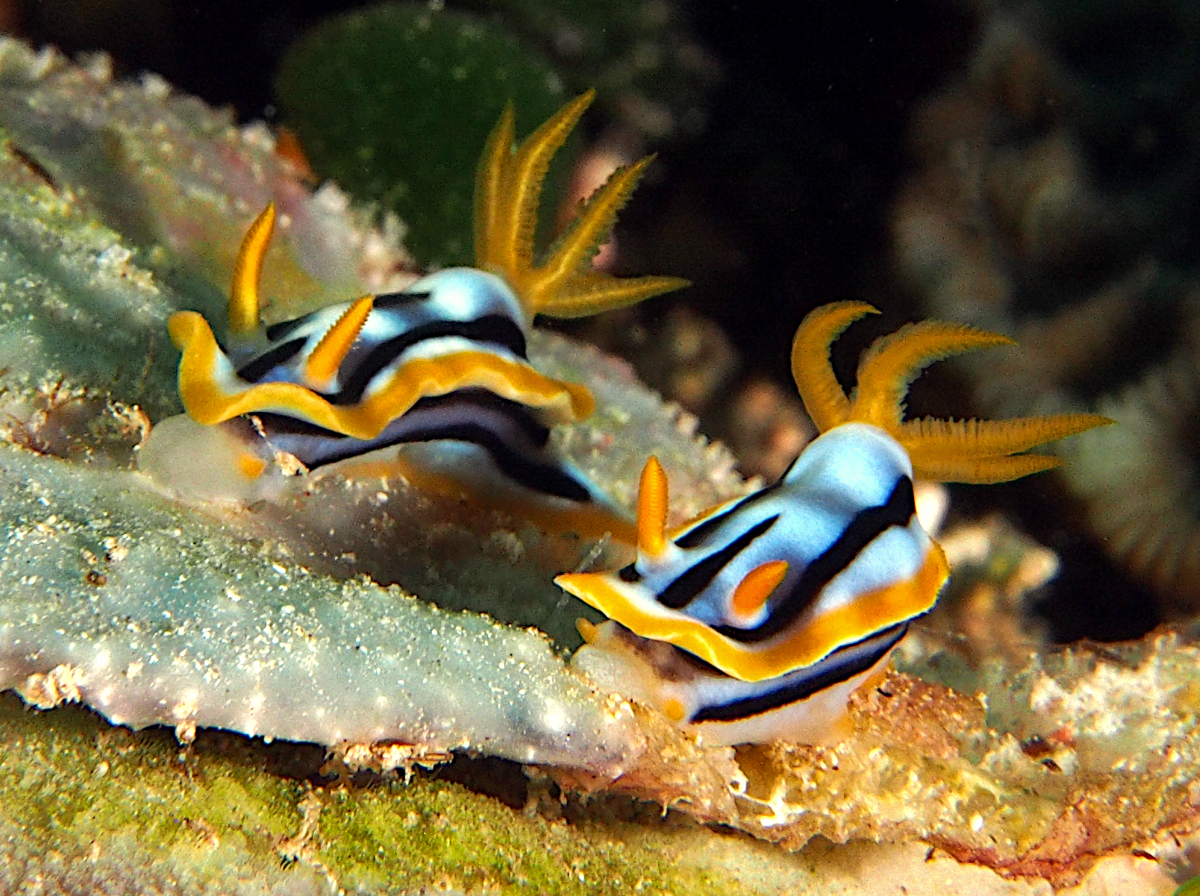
[549, 631, 1200, 888]
[0, 693, 770, 896]
[0, 35, 413, 319]
[0, 693, 1185, 896]
[0, 441, 646, 768]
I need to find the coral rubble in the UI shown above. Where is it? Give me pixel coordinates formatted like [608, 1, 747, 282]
[549, 631, 1200, 889]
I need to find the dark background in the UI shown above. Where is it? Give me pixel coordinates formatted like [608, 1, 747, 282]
[11, 0, 975, 378]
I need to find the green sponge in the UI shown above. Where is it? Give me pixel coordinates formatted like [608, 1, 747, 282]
[275, 2, 570, 267]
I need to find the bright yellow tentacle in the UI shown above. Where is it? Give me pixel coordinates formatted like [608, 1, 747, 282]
[790, 301, 877, 432]
[532, 156, 654, 300]
[536, 271, 691, 319]
[908, 453, 1064, 484]
[471, 92, 688, 321]
[228, 202, 276, 336]
[789, 302, 1113, 484]
[899, 414, 1113, 460]
[474, 102, 514, 269]
[498, 90, 595, 276]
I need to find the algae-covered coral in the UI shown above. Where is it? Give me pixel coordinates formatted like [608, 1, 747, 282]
[0, 692, 762, 896]
[0, 31, 1197, 896]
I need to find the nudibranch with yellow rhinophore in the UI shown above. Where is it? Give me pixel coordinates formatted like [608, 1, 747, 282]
[139, 91, 687, 539]
[556, 301, 1113, 745]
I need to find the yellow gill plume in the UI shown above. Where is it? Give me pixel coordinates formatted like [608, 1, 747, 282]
[473, 90, 688, 321]
[790, 301, 1113, 483]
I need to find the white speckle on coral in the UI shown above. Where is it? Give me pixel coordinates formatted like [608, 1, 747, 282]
[540, 700, 568, 735]
[95, 245, 132, 271]
[139, 73, 170, 100]
[1029, 675, 1066, 714]
[29, 46, 58, 80]
[239, 120, 276, 152]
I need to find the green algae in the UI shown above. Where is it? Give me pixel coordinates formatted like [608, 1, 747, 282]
[0, 693, 751, 896]
[323, 782, 715, 895]
[0, 693, 313, 892]
[275, 2, 568, 267]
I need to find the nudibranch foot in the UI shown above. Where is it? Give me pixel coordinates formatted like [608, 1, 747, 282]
[558, 302, 1113, 745]
[573, 619, 901, 747]
[138, 413, 302, 505]
[140, 394, 636, 541]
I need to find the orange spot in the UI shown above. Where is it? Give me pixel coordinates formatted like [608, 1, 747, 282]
[730, 560, 789, 620]
[662, 698, 687, 722]
[236, 451, 268, 480]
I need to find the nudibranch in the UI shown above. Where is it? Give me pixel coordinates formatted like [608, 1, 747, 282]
[557, 302, 1112, 745]
[140, 92, 686, 539]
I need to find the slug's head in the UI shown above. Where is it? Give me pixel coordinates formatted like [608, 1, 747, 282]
[166, 203, 593, 439]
